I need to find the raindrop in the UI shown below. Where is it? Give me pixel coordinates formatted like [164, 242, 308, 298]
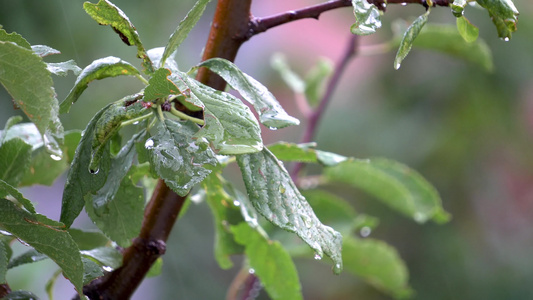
[233, 200, 241, 207]
[401, 2, 407, 6]
[503, 37, 510, 42]
[145, 139, 154, 149]
[381, 3, 387, 8]
[50, 154, 62, 161]
[314, 253, 322, 260]
[333, 263, 342, 275]
[248, 268, 255, 274]
[89, 167, 99, 174]
[0, 230, 12, 236]
[360, 226, 372, 237]
[133, 121, 140, 125]
[102, 266, 113, 272]
[413, 212, 425, 222]
[268, 126, 278, 131]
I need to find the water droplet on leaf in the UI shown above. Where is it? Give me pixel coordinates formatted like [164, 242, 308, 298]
[314, 253, 322, 260]
[145, 139, 154, 149]
[50, 154, 62, 161]
[248, 268, 255, 274]
[333, 263, 342, 275]
[102, 266, 113, 272]
[360, 226, 372, 237]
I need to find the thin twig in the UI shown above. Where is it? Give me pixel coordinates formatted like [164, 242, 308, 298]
[290, 34, 359, 180]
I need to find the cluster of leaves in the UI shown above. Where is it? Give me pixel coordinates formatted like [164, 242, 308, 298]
[351, 0, 519, 69]
[0, 0, 518, 299]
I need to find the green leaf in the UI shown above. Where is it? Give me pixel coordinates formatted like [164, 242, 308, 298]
[0, 29, 31, 49]
[45, 269, 62, 300]
[160, 0, 211, 68]
[147, 47, 179, 73]
[268, 142, 347, 166]
[456, 16, 479, 43]
[60, 57, 141, 114]
[146, 119, 217, 196]
[7, 249, 47, 269]
[85, 133, 145, 247]
[143, 68, 181, 102]
[236, 149, 343, 273]
[325, 158, 450, 223]
[0, 116, 23, 144]
[68, 229, 109, 250]
[0, 41, 64, 158]
[146, 257, 163, 278]
[60, 104, 114, 227]
[0, 290, 40, 300]
[0, 239, 8, 283]
[351, 0, 382, 36]
[0, 139, 32, 186]
[196, 58, 300, 129]
[81, 257, 104, 285]
[0, 200, 84, 295]
[475, 0, 519, 40]
[408, 24, 493, 72]
[0, 180, 36, 214]
[30, 45, 60, 57]
[46, 60, 82, 77]
[343, 237, 412, 298]
[304, 57, 334, 107]
[81, 247, 122, 269]
[270, 53, 305, 94]
[173, 72, 263, 154]
[232, 223, 303, 300]
[451, 0, 468, 17]
[202, 173, 245, 269]
[83, 0, 154, 73]
[394, 12, 429, 70]
[0, 123, 40, 149]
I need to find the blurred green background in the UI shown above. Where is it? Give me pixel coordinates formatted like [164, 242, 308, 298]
[1, 0, 533, 299]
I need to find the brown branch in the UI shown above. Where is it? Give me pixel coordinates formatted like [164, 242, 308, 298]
[0, 284, 11, 298]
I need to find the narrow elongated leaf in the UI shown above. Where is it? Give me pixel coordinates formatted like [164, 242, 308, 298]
[31, 45, 60, 57]
[60, 104, 113, 227]
[232, 223, 303, 300]
[196, 58, 299, 129]
[60, 57, 140, 113]
[83, 0, 154, 73]
[456, 16, 479, 43]
[1, 290, 40, 299]
[0, 199, 83, 295]
[0, 41, 64, 158]
[146, 119, 217, 196]
[202, 173, 245, 269]
[343, 237, 412, 298]
[143, 68, 180, 102]
[268, 142, 347, 166]
[236, 149, 343, 273]
[270, 53, 305, 94]
[475, 0, 519, 40]
[46, 60, 82, 77]
[0, 139, 32, 186]
[0, 239, 8, 283]
[0, 180, 35, 214]
[394, 12, 429, 70]
[161, 0, 211, 67]
[85, 132, 145, 247]
[173, 73, 263, 154]
[325, 158, 450, 223]
[304, 57, 334, 107]
[7, 249, 47, 269]
[351, 0, 382, 36]
[0, 29, 31, 49]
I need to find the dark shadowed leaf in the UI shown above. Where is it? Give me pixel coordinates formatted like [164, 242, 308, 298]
[147, 119, 217, 196]
[83, 0, 153, 73]
[232, 223, 303, 300]
[60, 57, 140, 113]
[195, 58, 300, 129]
[325, 158, 450, 223]
[343, 237, 412, 298]
[0, 41, 64, 158]
[161, 0, 211, 67]
[0, 139, 31, 186]
[236, 148, 343, 273]
[394, 12, 429, 70]
[0, 290, 40, 300]
[351, 0, 382, 36]
[82, 257, 104, 285]
[7, 249, 47, 269]
[0, 238, 9, 283]
[475, 0, 519, 40]
[0, 200, 83, 295]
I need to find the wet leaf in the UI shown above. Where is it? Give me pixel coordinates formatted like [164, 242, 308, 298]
[173, 72, 263, 154]
[147, 119, 217, 196]
[147, 47, 179, 73]
[83, 0, 154, 73]
[81, 247, 122, 269]
[394, 12, 429, 70]
[161, 0, 211, 68]
[46, 60, 82, 77]
[0, 139, 32, 186]
[1, 290, 40, 300]
[451, 0, 468, 17]
[0, 180, 36, 214]
[7, 249, 47, 269]
[0, 238, 8, 283]
[60, 57, 140, 114]
[456, 16, 479, 43]
[60, 104, 113, 227]
[68, 228, 109, 250]
[30, 45, 60, 57]
[0, 41, 64, 158]
[268, 142, 346, 166]
[196, 58, 300, 129]
[351, 0, 382, 36]
[0, 199, 83, 295]
[0, 123, 40, 149]
[236, 149, 343, 273]
[143, 68, 180, 102]
[343, 237, 412, 298]
[0, 116, 23, 144]
[325, 158, 450, 223]
[409, 24, 493, 72]
[232, 223, 303, 300]
[85, 132, 145, 247]
[0, 29, 31, 49]
[82, 257, 104, 285]
[475, 0, 519, 40]
[202, 173, 245, 269]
